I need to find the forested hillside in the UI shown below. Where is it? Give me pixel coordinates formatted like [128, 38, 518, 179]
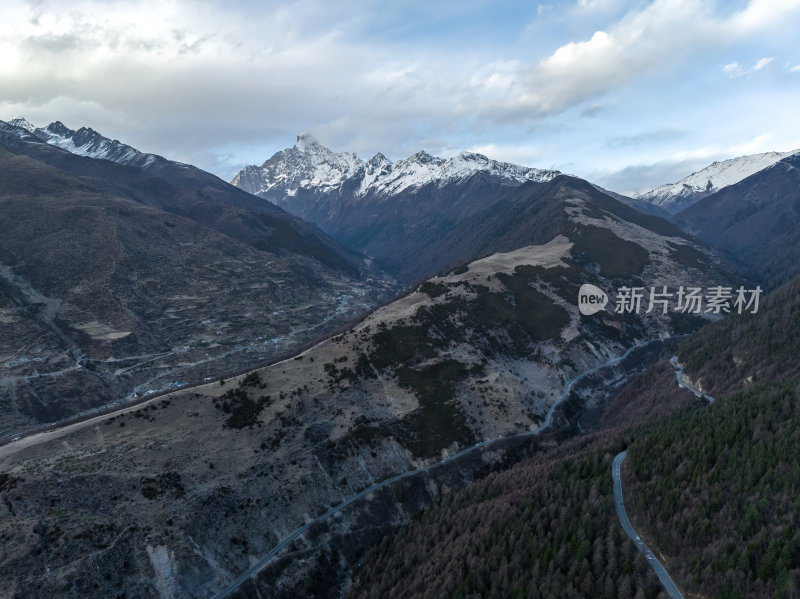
[620, 274, 800, 598]
[351, 437, 668, 599]
[627, 380, 800, 598]
[676, 275, 800, 398]
[352, 275, 800, 598]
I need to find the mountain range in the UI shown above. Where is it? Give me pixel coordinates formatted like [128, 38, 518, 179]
[231, 134, 564, 282]
[12, 116, 795, 231]
[0, 143, 734, 596]
[231, 133, 800, 290]
[232, 132, 562, 199]
[14, 117, 796, 289]
[2, 117, 800, 598]
[0, 119, 393, 436]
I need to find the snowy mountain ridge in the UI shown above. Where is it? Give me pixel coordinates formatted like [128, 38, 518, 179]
[7, 117, 166, 169]
[636, 149, 799, 213]
[231, 132, 563, 199]
[8, 117, 37, 133]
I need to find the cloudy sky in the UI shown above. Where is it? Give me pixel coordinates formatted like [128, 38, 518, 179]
[3, 0, 800, 193]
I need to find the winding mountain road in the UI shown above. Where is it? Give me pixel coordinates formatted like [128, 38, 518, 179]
[612, 451, 684, 599]
[609, 355, 716, 599]
[1, 333, 660, 598]
[211, 338, 660, 598]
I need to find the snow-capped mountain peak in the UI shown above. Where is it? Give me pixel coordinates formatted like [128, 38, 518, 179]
[294, 131, 324, 152]
[248, 132, 364, 193]
[291, 131, 359, 168]
[0, 119, 46, 144]
[4, 117, 180, 171]
[367, 152, 390, 168]
[33, 121, 141, 164]
[637, 149, 799, 213]
[453, 151, 489, 165]
[406, 150, 441, 165]
[8, 117, 36, 133]
[42, 120, 73, 137]
[233, 134, 563, 200]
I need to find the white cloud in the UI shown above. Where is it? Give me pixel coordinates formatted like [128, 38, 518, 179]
[670, 146, 727, 163]
[668, 134, 774, 163]
[580, 104, 604, 117]
[727, 133, 775, 155]
[2, 0, 799, 183]
[752, 57, 775, 71]
[593, 130, 799, 194]
[466, 142, 551, 168]
[478, 0, 800, 120]
[575, 0, 624, 12]
[727, 0, 800, 34]
[723, 56, 776, 77]
[589, 157, 713, 195]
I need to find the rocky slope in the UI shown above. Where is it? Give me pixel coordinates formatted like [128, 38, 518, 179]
[394, 173, 702, 284]
[0, 176, 735, 598]
[352, 268, 800, 599]
[0, 119, 393, 439]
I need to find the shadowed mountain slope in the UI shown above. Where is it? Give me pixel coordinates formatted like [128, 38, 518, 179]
[674, 152, 800, 290]
[0, 121, 393, 435]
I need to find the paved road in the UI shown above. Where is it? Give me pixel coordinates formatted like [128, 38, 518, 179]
[608, 355, 715, 598]
[211, 338, 660, 599]
[670, 355, 715, 404]
[613, 451, 684, 599]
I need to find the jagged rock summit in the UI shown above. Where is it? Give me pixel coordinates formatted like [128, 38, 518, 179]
[232, 133, 562, 199]
[231, 134, 564, 281]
